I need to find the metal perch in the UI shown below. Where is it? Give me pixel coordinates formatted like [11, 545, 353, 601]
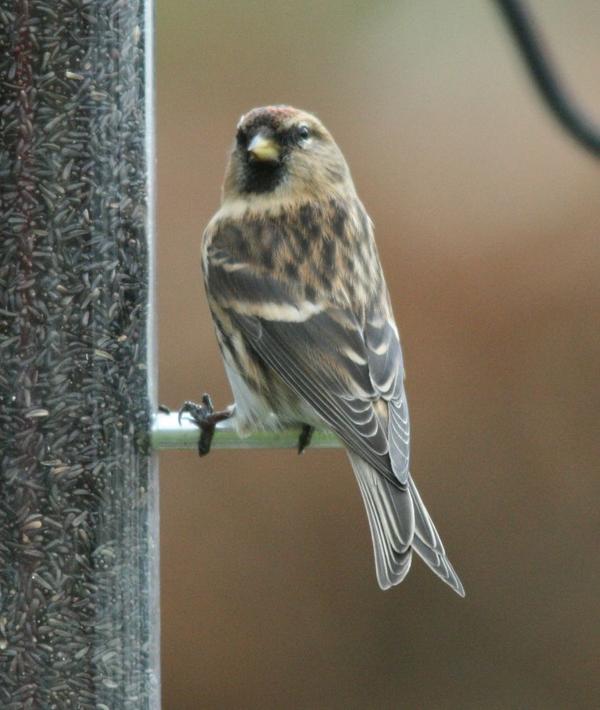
[152, 411, 340, 451]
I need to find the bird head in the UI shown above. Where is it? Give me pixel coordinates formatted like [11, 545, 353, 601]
[222, 105, 353, 203]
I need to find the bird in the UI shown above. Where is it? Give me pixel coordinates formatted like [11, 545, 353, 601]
[181, 105, 465, 595]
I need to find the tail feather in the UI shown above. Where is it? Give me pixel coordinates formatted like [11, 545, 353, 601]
[411, 536, 465, 596]
[408, 476, 465, 597]
[350, 454, 413, 590]
[349, 454, 465, 596]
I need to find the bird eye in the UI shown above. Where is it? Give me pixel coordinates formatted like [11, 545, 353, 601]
[236, 128, 248, 146]
[297, 125, 310, 141]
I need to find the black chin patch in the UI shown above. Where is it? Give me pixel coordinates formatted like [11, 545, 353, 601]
[240, 157, 285, 194]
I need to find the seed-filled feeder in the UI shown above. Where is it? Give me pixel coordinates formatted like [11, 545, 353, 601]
[0, 2, 339, 706]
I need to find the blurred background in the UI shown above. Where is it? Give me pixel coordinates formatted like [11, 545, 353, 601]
[156, 1, 599, 707]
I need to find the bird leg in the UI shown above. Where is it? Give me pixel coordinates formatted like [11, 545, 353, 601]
[297, 424, 315, 455]
[178, 394, 234, 456]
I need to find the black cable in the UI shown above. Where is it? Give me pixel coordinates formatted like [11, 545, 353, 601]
[495, 0, 600, 157]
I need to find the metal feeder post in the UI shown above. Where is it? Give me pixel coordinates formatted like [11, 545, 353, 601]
[0, 1, 159, 707]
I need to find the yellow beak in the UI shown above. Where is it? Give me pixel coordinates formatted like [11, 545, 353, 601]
[247, 133, 280, 162]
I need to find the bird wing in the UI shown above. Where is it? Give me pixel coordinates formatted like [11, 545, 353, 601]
[207, 255, 409, 488]
[364, 300, 410, 484]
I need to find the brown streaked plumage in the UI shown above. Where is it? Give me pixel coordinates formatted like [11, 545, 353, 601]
[199, 105, 464, 595]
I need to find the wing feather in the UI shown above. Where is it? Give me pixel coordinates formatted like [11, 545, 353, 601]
[208, 254, 409, 488]
[233, 311, 397, 484]
[365, 306, 410, 484]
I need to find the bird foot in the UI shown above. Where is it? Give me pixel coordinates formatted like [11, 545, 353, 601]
[298, 424, 315, 454]
[178, 394, 234, 456]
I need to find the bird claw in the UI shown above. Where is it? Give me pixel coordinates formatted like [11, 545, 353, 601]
[297, 424, 314, 455]
[178, 394, 234, 456]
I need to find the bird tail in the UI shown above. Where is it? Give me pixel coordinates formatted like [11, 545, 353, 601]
[349, 453, 465, 596]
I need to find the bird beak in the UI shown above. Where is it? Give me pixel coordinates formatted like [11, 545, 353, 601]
[247, 133, 280, 162]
